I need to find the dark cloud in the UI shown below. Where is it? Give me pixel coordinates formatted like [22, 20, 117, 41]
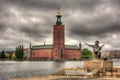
[0, 23, 6, 32]
[0, 0, 59, 11]
[0, 0, 120, 50]
[69, 21, 120, 38]
[19, 24, 51, 40]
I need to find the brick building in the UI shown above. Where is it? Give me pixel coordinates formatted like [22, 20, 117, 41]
[29, 10, 81, 60]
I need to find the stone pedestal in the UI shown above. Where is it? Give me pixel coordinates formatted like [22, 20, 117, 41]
[83, 60, 113, 69]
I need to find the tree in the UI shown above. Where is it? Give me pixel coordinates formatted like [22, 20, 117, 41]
[0, 52, 2, 58]
[15, 45, 24, 60]
[82, 48, 93, 59]
[1, 50, 6, 59]
[15, 47, 19, 58]
[9, 53, 12, 60]
[19, 45, 24, 59]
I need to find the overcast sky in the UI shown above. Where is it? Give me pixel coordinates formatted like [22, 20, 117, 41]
[0, 0, 120, 51]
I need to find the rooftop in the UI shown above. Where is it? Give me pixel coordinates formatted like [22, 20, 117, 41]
[32, 45, 80, 50]
[32, 45, 53, 49]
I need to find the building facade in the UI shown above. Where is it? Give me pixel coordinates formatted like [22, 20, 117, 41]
[109, 50, 120, 59]
[29, 10, 81, 60]
[101, 50, 120, 59]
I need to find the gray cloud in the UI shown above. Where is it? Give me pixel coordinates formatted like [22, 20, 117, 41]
[0, 0, 120, 51]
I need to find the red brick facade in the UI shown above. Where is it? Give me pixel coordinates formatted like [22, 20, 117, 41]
[31, 49, 52, 60]
[53, 25, 65, 60]
[29, 11, 81, 60]
[31, 48, 81, 60]
[64, 49, 81, 60]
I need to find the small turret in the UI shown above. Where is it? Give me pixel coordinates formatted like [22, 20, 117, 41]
[29, 42, 32, 50]
[79, 42, 82, 50]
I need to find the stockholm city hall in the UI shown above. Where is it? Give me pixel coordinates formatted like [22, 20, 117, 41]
[29, 10, 82, 60]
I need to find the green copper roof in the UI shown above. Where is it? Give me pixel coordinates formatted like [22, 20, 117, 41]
[32, 45, 79, 50]
[56, 10, 62, 25]
[65, 45, 79, 50]
[56, 16, 62, 25]
[32, 45, 53, 49]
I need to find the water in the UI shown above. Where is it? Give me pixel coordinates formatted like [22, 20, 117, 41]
[0, 61, 119, 80]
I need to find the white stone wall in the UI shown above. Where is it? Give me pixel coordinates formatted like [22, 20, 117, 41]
[24, 49, 30, 58]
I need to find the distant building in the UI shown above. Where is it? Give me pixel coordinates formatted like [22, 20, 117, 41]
[5, 51, 14, 58]
[23, 48, 30, 59]
[24, 10, 81, 60]
[101, 50, 120, 59]
[12, 52, 15, 59]
[3, 51, 15, 59]
[109, 50, 120, 59]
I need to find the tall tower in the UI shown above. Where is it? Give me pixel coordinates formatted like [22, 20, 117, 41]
[53, 9, 65, 60]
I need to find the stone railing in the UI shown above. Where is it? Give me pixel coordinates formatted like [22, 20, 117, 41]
[53, 67, 120, 78]
[53, 60, 120, 78]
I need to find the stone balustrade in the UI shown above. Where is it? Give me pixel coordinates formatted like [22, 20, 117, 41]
[53, 60, 120, 78]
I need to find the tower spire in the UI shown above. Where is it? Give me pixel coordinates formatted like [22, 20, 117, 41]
[56, 8, 62, 25]
[57, 8, 61, 16]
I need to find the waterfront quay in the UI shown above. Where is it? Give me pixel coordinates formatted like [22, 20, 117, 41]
[8, 60, 120, 80]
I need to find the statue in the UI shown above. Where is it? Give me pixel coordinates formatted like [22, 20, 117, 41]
[85, 41, 105, 59]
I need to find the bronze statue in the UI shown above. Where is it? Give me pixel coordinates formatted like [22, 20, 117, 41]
[85, 41, 104, 59]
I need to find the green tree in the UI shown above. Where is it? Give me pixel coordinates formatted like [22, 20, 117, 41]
[13, 56, 17, 60]
[21, 45, 24, 58]
[1, 50, 6, 59]
[9, 53, 12, 60]
[19, 45, 24, 59]
[0, 52, 2, 58]
[15, 47, 19, 58]
[15, 45, 24, 60]
[82, 48, 93, 59]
